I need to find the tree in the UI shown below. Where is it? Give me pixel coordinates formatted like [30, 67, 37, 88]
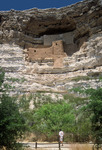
[32, 102, 75, 141]
[0, 67, 26, 149]
[86, 88, 102, 148]
[0, 67, 5, 92]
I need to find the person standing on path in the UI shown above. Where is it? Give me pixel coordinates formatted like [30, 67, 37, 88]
[59, 129, 64, 146]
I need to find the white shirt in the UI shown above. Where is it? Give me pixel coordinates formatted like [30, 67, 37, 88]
[59, 131, 64, 137]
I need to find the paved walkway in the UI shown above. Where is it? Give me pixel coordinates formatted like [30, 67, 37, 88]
[22, 142, 71, 150]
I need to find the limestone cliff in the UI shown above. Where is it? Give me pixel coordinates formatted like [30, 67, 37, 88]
[0, 0, 102, 94]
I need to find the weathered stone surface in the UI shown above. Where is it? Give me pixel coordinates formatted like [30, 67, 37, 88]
[0, 0, 102, 94]
[0, 0, 102, 48]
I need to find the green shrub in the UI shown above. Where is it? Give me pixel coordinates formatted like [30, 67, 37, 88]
[71, 76, 90, 81]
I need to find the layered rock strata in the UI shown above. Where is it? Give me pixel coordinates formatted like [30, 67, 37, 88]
[0, 0, 102, 94]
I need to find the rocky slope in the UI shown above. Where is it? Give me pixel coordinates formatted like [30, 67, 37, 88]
[0, 0, 102, 94]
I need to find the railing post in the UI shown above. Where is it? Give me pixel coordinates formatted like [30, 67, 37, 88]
[35, 142, 37, 149]
[59, 141, 61, 150]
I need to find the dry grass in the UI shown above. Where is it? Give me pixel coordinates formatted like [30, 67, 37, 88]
[70, 143, 93, 150]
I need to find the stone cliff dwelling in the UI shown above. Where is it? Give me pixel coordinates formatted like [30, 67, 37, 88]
[25, 31, 78, 68]
[26, 40, 67, 68]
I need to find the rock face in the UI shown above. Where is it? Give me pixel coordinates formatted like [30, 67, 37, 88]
[0, 0, 102, 94]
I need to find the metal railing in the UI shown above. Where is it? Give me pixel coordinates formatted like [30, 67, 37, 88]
[34, 142, 62, 149]
[22, 141, 70, 149]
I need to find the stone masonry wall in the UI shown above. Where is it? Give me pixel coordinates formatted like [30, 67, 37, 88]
[26, 40, 67, 68]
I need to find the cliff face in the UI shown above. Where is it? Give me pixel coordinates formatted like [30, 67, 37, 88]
[0, 0, 102, 94]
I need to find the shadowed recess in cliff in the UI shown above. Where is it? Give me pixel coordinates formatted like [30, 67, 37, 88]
[0, 15, 2, 23]
[23, 16, 76, 37]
